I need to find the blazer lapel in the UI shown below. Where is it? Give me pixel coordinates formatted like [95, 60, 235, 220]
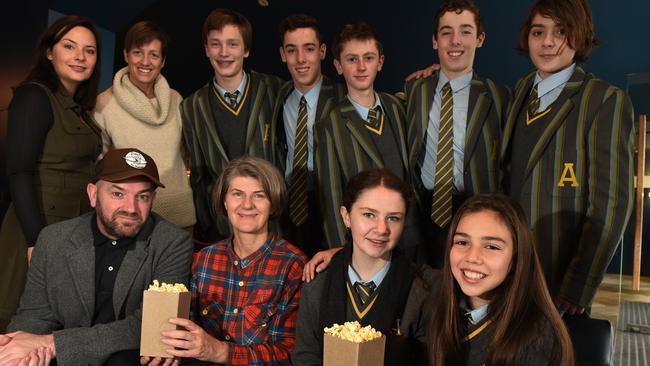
[500, 72, 535, 160]
[197, 85, 229, 163]
[65, 219, 96, 323]
[380, 94, 409, 170]
[464, 76, 492, 168]
[420, 74, 438, 142]
[342, 100, 384, 167]
[524, 68, 586, 176]
[408, 74, 438, 167]
[316, 75, 339, 121]
[246, 73, 267, 152]
[270, 80, 293, 172]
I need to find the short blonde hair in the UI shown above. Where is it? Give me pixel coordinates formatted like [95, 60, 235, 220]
[212, 156, 286, 219]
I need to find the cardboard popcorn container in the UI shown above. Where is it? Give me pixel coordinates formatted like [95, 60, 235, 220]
[322, 321, 386, 366]
[140, 288, 191, 357]
[323, 333, 386, 366]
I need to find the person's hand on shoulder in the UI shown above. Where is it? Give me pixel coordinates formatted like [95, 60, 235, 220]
[302, 247, 342, 282]
[404, 64, 441, 81]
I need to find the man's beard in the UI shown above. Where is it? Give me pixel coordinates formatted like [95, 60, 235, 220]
[96, 200, 146, 238]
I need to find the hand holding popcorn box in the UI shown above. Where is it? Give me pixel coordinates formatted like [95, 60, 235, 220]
[140, 280, 191, 357]
[323, 321, 385, 366]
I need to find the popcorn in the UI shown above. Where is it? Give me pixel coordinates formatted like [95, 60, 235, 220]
[324, 321, 383, 343]
[147, 280, 188, 293]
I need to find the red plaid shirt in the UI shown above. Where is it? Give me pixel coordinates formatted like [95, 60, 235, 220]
[191, 233, 307, 365]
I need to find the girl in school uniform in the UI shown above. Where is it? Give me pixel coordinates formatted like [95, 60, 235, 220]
[293, 168, 435, 366]
[428, 193, 574, 365]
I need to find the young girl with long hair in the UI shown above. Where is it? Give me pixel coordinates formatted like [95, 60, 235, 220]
[429, 193, 574, 365]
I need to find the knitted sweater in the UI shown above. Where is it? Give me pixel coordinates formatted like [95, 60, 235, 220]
[94, 67, 196, 227]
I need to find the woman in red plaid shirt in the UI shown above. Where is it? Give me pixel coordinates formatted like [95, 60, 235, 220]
[144, 156, 307, 366]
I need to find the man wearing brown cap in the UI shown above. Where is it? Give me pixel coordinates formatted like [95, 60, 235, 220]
[0, 148, 193, 366]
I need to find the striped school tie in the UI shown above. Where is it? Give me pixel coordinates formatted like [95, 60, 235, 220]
[526, 84, 540, 124]
[289, 96, 308, 226]
[224, 90, 240, 108]
[431, 82, 453, 227]
[354, 281, 376, 305]
[365, 106, 383, 135]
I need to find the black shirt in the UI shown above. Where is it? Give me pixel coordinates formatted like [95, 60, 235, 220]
[91, 215, 136, 325]
[6, 84, 54, 245]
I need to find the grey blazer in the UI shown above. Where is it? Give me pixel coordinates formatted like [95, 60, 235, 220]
[8, 212, 193, 366]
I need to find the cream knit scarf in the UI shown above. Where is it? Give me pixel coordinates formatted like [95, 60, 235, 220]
[112, 66, 171, 126]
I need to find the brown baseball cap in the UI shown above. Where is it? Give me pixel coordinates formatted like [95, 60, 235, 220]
[96, 148, 165, 188]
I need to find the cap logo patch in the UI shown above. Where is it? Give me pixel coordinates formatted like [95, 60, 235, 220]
[124, 151, 147, 169]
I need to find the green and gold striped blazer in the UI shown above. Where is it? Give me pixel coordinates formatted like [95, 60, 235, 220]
[315, 93, 409, 247]
[181, 70, 282, 238]
[501, 67, 635, 307]
[404, 71, 510, 208]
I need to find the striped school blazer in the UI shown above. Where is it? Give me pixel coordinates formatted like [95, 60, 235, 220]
[315, 93, 409, 247]
[501, 67, 635, 307]
[404, 71, 510, 208]
[181, 70, 282, 238]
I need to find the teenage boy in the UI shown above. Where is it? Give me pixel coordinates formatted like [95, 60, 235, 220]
[315, 22, 411, 250]
[182, 8, 282, 243]
[270, 14, 346, 257]
[405, 0, 510, 267]
[501, 0, 634, 314]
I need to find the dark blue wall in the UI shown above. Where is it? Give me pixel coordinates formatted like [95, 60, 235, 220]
[2, 0, 649, 274]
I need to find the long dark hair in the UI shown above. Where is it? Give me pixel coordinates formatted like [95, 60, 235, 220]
[23, 15, 101, 111]
[428, 193, 574, 365]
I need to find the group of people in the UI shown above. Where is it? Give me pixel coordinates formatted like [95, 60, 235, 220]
[0, 0, 635, 364]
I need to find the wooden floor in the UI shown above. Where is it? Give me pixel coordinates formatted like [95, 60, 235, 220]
[592, 274, 650, 330]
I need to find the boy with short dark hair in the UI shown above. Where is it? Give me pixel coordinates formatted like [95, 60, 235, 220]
[405, 0, 510, 267]
[270, 14, 346, 257]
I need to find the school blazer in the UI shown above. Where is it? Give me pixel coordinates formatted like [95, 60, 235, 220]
[500, 67, 635, 307]
[181, 71, 282, 237]
[269, 75, 346, 173]
[404, 71, 510, 207]
[315, 93, 409, 247]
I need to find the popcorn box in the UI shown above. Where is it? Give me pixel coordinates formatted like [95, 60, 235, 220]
[140, 290, 191, 357]
[323, 333, 386, 366]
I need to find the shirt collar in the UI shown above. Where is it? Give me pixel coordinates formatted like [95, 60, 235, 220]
[213, 71, 248, 98]
[347, 92, 383, 121]
[460, 296, 490, 323]
[534, 63, 576, 97]
[347, 258, 391, 287]
[437, 70, 473, 94]
[226, 233, 276, 270]
[291, 75, 323, 110]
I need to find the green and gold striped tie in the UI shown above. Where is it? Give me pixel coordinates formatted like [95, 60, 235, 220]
[365, 106, 384, 135]
[289, 96, 308, 226]
[224, 90, 240, 108]
[431, 82, 454, 227]
[526, 84, 540, 124]
[354, 281, 376, 305]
